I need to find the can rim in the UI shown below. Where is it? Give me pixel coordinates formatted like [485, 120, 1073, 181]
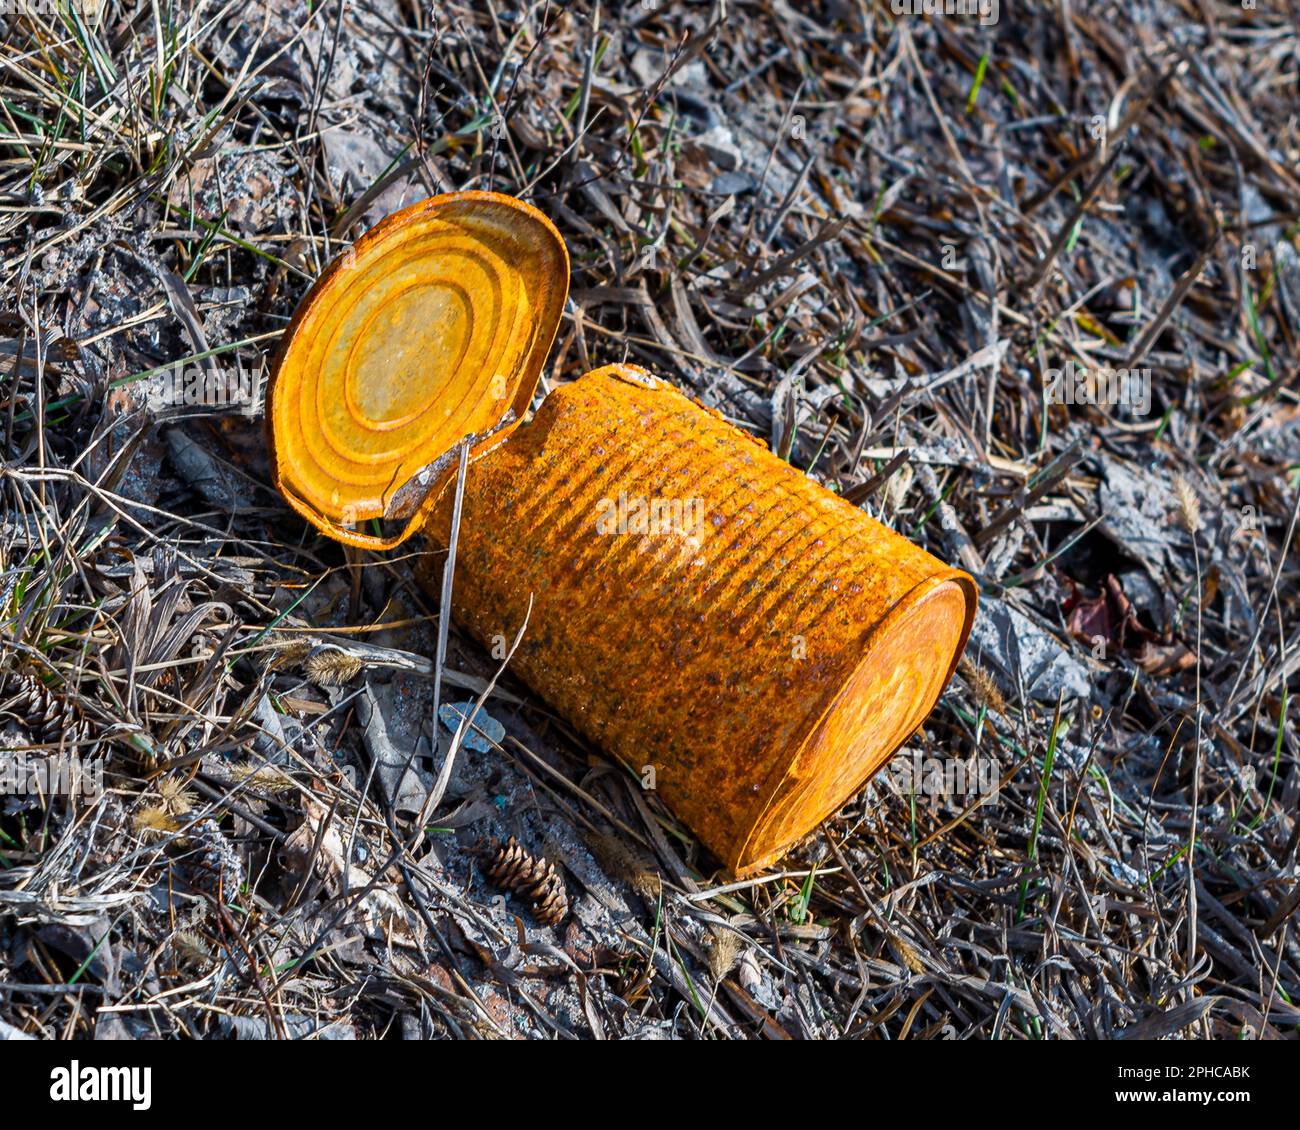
[731, 568, 979, 875]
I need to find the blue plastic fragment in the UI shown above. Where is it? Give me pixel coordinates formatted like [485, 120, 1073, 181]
[438, 700, 505, 752]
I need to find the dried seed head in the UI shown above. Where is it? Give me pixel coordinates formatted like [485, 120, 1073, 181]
[1173, 474, 1202, 535]
[304, 647, 364, 686]
[891, 932, 926, 975]
[172, 928, 212, 967]
[704, 925, 743, 982]
[157, 775, 195, 815]
[961, 659, 1005, 716]
[887, 461, 914, 510]
[585, 829, 662, 904]
[133, 805, 180, 838]
[229, 763, 294, 793]
[273, 636, 313, 664]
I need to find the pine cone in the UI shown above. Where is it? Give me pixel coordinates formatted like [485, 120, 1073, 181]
[0, 672, 89, 747]
[484, 836, 568, 926]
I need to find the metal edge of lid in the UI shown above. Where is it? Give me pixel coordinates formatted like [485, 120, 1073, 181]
[265, 190, 570, 550]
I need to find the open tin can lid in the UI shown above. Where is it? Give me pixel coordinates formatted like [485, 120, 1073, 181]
[267, 191, 569, 549]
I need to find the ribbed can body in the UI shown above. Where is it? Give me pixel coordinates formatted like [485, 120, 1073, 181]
[422, 364, 976, 874]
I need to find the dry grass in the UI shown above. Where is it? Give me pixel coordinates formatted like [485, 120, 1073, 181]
[0, 0, 1296, 1040]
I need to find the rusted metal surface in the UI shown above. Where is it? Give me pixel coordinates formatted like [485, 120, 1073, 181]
[268, 191, 977, 876]
[422, 364, 977, 875]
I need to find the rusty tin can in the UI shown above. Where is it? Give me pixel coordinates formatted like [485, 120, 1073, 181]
[268, 192, 977, 876]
